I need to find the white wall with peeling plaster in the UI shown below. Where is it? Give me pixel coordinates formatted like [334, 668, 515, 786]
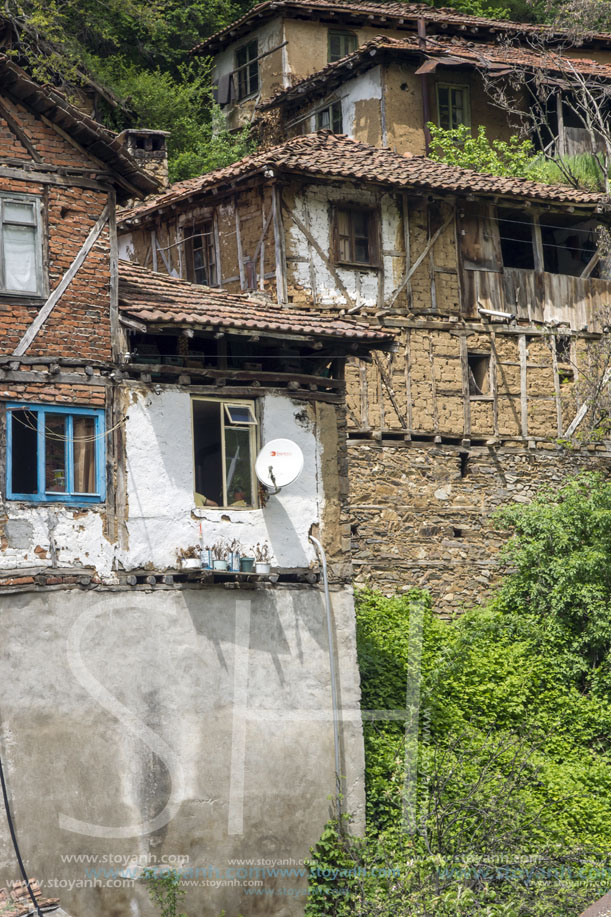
[0, 390, 325, 576]
[121, 389, 321, 571]
[289, 183, 403, 308]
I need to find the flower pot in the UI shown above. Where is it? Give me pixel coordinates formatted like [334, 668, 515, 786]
[213, 559, 228, 571]
[255, 562, 271, 575]
[240, 557, 255, 573]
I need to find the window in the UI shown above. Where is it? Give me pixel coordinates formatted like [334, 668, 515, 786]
[6, 404, 105, 503]
[192, 399, 258, 509]
[333, 206, 379, 267]
[540, 213, 598, 277]
[498, 208, 535, 270]
[235, 40, 259, 100]
[467, 353, 491, 396]
[328, 30, 357, 63]
[316, 101, 343, 133]
[0, 195, 44, 296]
[185, 221, 217, 286]
[436, 84, 471, 131]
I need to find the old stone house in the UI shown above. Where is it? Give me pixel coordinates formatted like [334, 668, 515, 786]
[118, 131, 611, 612]
[198, 0, 611, 132]
[0, 60, 394, 917]
[257, 34, 611, 159]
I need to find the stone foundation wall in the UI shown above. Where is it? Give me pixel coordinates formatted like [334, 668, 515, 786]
[348, 438, 610, 616]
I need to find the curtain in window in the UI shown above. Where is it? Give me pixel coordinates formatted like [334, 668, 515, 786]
[73, 416, 96, 493]
[4, 223, 37, 292]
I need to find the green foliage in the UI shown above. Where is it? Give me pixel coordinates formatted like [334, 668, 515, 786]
[305, 474, 611, 915]
[427, 0, 511, 18]
[141, 868, 187, 917]
[4, 0, 258, 180]
[428, 123, 539, 177]
[428, 123, 609, 190]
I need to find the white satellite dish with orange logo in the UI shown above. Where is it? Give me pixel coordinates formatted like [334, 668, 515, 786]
[255, 439, 304, 491]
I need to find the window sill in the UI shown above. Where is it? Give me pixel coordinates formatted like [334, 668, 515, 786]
[469, 395, 493, 401]
[193, 505, 259, 516]
[7, 496, 104, 505]
[0, 292, 46, 306]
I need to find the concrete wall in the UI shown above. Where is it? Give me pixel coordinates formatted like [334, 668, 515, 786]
[0, 585, 365, 916]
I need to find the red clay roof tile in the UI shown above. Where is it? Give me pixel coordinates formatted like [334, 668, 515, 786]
[118, 132, 607, 228]
[119, 260, 394, 345]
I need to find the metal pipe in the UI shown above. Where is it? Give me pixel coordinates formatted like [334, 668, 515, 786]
[477, 306, 516, 321]
[309, 535, 342, 822]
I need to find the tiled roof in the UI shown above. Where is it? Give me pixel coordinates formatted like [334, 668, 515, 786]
[260, 34, 611, 109]
[0, 879, 62, 917]
[118, 133, 607, 228]
[0, 56, 158, 199]
[119, 260, 394, 345]
[193, 0, 611, 54]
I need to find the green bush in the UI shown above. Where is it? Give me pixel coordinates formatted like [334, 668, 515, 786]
[305, 474, 611, 916]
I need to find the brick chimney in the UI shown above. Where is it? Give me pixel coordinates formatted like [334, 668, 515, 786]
[119, 129, 170, 188]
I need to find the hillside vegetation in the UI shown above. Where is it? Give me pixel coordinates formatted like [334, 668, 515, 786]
[306, 474, 611, 916]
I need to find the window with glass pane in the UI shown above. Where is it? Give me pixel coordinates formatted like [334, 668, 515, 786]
[235, 41, 259, 99]
[328, 30, 357, 62]
[193, 399, 257, 508]
[316, 101, 343, 133]
[188, 221, 217, 286]
[437, 85, 471, 131]
[0, 197, 42, 295]
[6, 405, 105, 503]
[334, 207, 377, 266]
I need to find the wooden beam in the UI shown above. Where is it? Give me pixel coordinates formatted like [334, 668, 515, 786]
[235, 197, 246, 290]
[272, 185, 287, 303]
[550, 334, 563, 437]
[373, 352, 407, 429]
[389, 208, 454, 306]
[490, 330, 499, 437]
[460, 334, 471, 438]
[0, 99, 42, 161]
[519, 333, 528, 438]
[404, 329, 412, 437]
[13, 202, 110, 356]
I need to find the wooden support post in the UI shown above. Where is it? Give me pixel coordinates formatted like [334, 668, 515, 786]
[427, 335, 439, 433]
[373, 353, 407, 429]
[550, 335, 563, 437]
[235, 198, 246, 290]
[108, 191, 120, 362]
[519, 333, 528, 438]
[460, 334, 471, 439]
[402, 193, 411, 305]
[490, 330, 499, 437]
[151, 229, 158, 272]
[272, 184, 288, 304]
[404, 329, 412, 438]
[359, 361, 369, 430]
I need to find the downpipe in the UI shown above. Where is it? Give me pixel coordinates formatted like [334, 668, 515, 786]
[309, 535, 343, 823]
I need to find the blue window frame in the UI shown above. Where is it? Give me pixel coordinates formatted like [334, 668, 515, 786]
[6, 404, 105, 503]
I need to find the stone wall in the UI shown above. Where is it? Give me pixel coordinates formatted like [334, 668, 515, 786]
[348, 438, 610, 615]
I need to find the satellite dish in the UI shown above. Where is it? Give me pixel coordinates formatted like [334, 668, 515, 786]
[255, 439, 304, 491]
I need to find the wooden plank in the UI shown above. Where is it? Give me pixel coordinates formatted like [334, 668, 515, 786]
[519, 333, 528, 437]
[108, 190, 120, 360]
[402, 193, 411, 306]
[550, 334, 563, 437]
[13, 202, 110, 356]
[404, 329, 412, 436]
[359, 360, 369, 430]
[235, 198, 246, 290]
[460, 334, 471, 437]
[0, 164, 111, 191]
[151, 229, 158, 272]
[490, 330, 499, 436]
[428, 335, 439, 433]
[272, 185, 287, 303]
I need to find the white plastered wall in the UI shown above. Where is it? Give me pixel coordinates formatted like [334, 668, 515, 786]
[299, 67, 382, 135]
[288, 183, 403, 307]
[121, 389, 322, 570]
[212, 18, 284, 82]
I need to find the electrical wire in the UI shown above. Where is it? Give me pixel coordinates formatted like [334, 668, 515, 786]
[0, 755, 43, 917]
[9, 410, 127, 444]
